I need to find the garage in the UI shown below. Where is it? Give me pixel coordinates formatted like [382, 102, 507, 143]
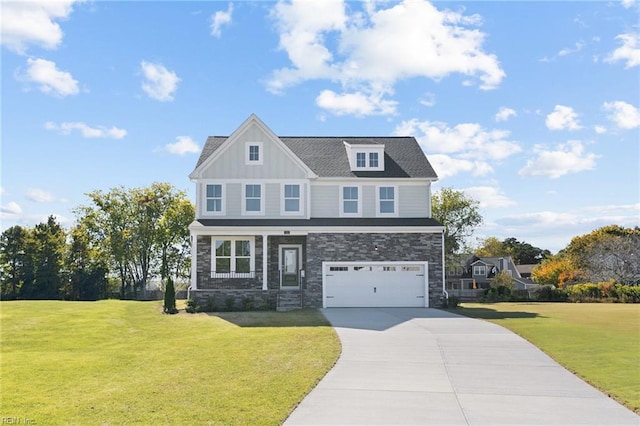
[322, 261, 428, 308]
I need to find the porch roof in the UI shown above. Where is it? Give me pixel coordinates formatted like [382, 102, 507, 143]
[196, 217, 443, 227]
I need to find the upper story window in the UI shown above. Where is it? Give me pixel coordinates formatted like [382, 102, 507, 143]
[283, 184, 301, 214]
[473, 265, 486, 276]
[341, 186, 360, 216]
[243, 183, 263, 215]
[377, 186, 396, 215]
[369, 152, 379, 168]
[344, 142, 384, 171]
[245, 142, 263, 165]
[205, 184, 223, 214]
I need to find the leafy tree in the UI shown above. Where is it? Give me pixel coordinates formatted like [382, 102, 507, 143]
[475, 237, 509, 258]
[66, 224, 108, 300]
[75, 183, 194, 298]
[564, 225, 640, 285]
[502, 237, 551, 264]
[532, 256, 579, 286]
[491, 270, 514, 289]
[432, 187, 483, 265]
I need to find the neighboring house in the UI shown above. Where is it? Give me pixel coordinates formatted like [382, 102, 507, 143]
[188, 114, 445, 310]
[446, 254, 539, 299]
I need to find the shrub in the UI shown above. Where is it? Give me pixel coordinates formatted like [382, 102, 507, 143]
[163, 277, 178, 314]
[185, 298, 198, 314]
[483, 285, 512, 302]
[224, 296, 236, 312]
[205, 296, 218, 312]
[443, 295, 460, 309]
[241, 297, 255, 311]
[535, 285, 568, 302]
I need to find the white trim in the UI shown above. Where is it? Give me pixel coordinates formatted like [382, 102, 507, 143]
[245, 142, 263, 165]
[375, 185, 398, 217]
[322, 261, 429, 308]
[190, 114, 318, 180]
[210, 236, 256, 278]
[190, 230, 198, 289]
[340, 185, 361, 217]
[279, 244, 303, 288]
[189, 222, 445, 236]
[202, 183, 225, 217]
[242, 183, 265, 216]
[280, 182, 304, 216]
[262, 234, 268, 290]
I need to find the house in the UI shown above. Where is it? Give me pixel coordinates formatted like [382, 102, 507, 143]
[446, 254, 539, 300]
[188, 114, 445, 310]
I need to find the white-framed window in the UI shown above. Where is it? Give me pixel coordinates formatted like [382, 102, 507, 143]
[341, 186, 360, 216]
[377, 186, 397, 216]
[245, 142, 263, 165]
[369, 152, 379, 168]
[211, 237, 254, 277]
[243, 183, 264, 215]
[205, 183, 223, 214]
[356, 152, 366, 168]
[283, 184, 301, 214]
[473, 265, 486, 276]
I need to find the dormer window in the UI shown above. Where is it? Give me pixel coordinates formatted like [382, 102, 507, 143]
[344, 142, 384, 171]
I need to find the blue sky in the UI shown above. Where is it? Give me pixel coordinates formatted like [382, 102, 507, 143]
[1, 0, 639, 253]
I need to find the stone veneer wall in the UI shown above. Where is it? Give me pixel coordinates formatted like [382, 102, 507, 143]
[305, 232, 444, 308]
[267, 236, 307, 290]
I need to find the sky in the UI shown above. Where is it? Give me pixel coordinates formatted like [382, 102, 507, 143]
[1, 0, 639, 254]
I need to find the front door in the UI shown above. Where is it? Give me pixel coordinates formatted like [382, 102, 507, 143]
[281, 247, 300, 288]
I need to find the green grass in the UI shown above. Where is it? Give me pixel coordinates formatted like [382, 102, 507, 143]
[1, 300, 341, 425]
[457, 302, 640, 413]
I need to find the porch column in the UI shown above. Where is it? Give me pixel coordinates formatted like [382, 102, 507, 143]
[262, 234, 269, 291]
[190, 231, 198, 290]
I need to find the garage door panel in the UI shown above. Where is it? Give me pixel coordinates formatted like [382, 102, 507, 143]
[324, 262, 428, 308]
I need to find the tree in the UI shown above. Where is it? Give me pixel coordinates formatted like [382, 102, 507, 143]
[475, 237, 509, 258]
[0, 226, 29, 300]
[75, 183, 194, 298]
[432, 187, 483, 265]
[502, 238, 551, 264]
[163, 276, 177, 314]
[565, 225, 640, 285]
[532, 256, 579, 286]
[65, 224, 108, 300]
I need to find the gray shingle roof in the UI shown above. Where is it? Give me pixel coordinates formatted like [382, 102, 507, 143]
[195, 136, 438, 179]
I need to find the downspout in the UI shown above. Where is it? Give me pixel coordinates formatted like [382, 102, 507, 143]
[441, 229, 448, 301]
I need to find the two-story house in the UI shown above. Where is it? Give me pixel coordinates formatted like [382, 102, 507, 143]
[188, 114, 445, 310]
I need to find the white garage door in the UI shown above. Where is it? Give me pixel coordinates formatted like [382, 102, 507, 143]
[323, 261, 428, 308]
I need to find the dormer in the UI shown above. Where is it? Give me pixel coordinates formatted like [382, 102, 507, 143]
[344, 142, 385, 172]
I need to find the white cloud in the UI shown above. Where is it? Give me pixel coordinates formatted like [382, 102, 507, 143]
[211, 3, 233, 37]
[26, 188, 54, 203]
[427, 154, 493, 179]
[140, 61, 180, 101]
[558, 41, 585, 57]
[621, 0, 636, 8]
[603, 101, 640, 129]
[315, 89, 397, 116]
[162, 136, 200, 155]
[0, 202, 22, 215]
[20, 58, 79, 97]
[0, 187, 5, 196]
[594, 125, 607, 134]
[605, 33, 640, 68]
[419, 92, 436, 107]
[518, 140, 598, 179]
[0, 1, 81, 54]
[545, 105, 582, 131]
[45, 121, 127, 139]
[463, 186, 516, 208]
[394, 119, 521, 160]
[268, 0, 504, 115]
[495, 107, 516, 122]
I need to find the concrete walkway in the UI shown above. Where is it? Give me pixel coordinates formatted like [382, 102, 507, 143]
[284, 308, 638, 425]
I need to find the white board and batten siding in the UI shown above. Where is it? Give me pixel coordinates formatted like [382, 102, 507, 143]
[322, 261, 429, 308]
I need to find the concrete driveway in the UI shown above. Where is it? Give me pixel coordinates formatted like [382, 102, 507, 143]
[284, 308, 638, 425]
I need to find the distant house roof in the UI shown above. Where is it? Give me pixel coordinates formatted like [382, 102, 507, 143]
[516, 264, 536, 276]
[195, 136, 438, 179]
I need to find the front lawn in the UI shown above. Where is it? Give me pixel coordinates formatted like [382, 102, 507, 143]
[1, 300, 340, 425]
[457, 303, 640, 413]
